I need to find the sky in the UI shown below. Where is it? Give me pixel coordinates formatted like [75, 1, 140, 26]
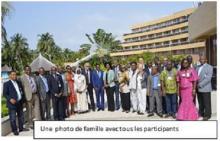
[4, 1, 197, 51]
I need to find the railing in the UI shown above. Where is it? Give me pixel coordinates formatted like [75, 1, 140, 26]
[124, 30, 188, 44]
[124, 19, 188, 36]
[113, 41, 196, 52]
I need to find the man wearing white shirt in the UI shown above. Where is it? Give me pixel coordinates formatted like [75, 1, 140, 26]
[129, 62, 138, 113]
[3, 71, 29, 136]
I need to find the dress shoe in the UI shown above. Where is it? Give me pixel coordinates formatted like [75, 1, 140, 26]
[157, 113, 163, 118]
[138, 112, 144, 115]
[19, 128, 29, 132]
[203, 117, 210, 121]
[172, 114, 176, 119]
[148, 113, 154, 117]
[13, 131, 19, 136]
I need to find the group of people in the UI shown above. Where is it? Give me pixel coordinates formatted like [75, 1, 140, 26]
[3, 55, 213, 136]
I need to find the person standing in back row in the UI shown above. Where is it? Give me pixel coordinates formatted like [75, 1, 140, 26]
[196, 55, 213, 121]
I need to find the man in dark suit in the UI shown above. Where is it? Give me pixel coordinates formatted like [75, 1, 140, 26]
[82, 62, 95, 111]
[92, 64, 105, 111]
[48, 66, 64, 121]
[3, 70, 29, 136]
[36, 67, 51, 120]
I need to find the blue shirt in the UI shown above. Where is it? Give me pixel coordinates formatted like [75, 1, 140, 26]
[152, 74, 160, 89]
[40, 75, 49, 93]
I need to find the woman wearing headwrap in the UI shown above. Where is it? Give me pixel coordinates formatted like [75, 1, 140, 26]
[74, 67, 89, 113]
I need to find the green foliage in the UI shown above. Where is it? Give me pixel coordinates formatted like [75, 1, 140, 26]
[2, 33, 33, 73]
[86, 28, 122, 53]
[1, 97, 8, 118]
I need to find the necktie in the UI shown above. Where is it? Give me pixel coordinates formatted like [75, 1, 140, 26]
[29, 77, 36, 93]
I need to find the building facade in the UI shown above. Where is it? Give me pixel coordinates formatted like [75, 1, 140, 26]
[110, 8, 206, 58]
[188, 2, 217, 90]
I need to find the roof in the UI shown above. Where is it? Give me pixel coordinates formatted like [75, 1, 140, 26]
[1, 64, 12, 72]
[30, 53, 55, 72]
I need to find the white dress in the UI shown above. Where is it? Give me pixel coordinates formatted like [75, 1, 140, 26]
[74, 74, 88, 112]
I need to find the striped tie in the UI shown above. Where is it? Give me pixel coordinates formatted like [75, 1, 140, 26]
[29, 77, 36, 93]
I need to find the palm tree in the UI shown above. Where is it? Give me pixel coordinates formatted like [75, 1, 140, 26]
[10, 33, 30, 71]
[85, 29, 122, 57]
[85, 29, 122, 64]
[1, 2, 13, 43]
[37, 32, 56, 61]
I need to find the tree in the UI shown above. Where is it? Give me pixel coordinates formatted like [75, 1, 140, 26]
[10, 33, 31, 71]
[37, 32, 56, 61]
[2, 33, 31, 72]
[85, 28, 122, 56]
[1, 2, 13, 47]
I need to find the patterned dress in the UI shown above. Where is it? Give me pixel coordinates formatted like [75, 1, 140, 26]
[176, 68, 199, 120]
[66, 72, 77, 104]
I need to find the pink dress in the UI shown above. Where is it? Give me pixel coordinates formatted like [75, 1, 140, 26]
[176, 68, 199, 120]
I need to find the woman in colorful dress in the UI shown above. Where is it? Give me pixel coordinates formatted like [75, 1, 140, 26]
[176, 58, 199, 120]
[65, 65, 77, 116]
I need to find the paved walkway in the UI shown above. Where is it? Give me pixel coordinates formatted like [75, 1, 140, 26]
[7, 109, 217, 136]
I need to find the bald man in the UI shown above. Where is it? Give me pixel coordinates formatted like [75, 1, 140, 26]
[196, 55, 213, 121]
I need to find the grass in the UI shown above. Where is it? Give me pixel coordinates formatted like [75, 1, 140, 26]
[1, 96, 9, 118]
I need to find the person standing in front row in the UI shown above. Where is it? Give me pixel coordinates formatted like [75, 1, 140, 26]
[118, 65, 130, 113]
[196, 55, 213, 121]
[48, 66, 64, 121]
[3, 71, 29, 136]
[112, 61, 120, 110]
[160, 61, 177, 119]
[65, 65, 77, 116]
[129, 62, 138, 113]
[104, 62, 116, 112]
[176, 58, 199, 120]
[20, 65, 40, 129]
[57, 66, 69, 118]
[92, 64, 105, 111]
[147, 66, 163, 118]
[136, 64, 148, 115]
[82, 62, 95, 111]
[74, 67, 89, 113]
[36, 67, 51, 120]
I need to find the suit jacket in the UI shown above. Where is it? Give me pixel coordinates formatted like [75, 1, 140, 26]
[3, 80, 25, 109]
[147, 74, 162, 96]
[48, 74, 64, 97]
[196, 63, 213, 92]
[82, 69, 93, 86]
[19, 74, 37, 101]
[92, 70, 104, 88]
[36, 75, 50, 101]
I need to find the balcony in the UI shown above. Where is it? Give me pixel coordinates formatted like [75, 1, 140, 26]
[123, 29, 188, 44]
[114, 41, 199, 53]
[124, 18, 188, 36]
